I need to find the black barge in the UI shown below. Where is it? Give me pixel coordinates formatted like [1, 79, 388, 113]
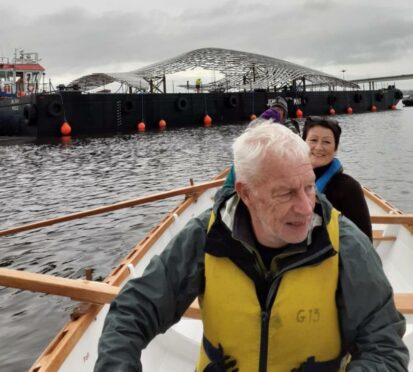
[0, 48, 404, 137]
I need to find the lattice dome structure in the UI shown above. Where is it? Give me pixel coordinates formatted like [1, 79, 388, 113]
[70, 48, 359, 92]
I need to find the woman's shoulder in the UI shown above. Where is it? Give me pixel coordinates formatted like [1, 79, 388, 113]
[331, 172, 362, 189]
[325, 172, 364, 203]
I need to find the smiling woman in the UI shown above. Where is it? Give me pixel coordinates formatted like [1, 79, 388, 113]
[302, 116, 372, 240]
[305, 125, 337, 168]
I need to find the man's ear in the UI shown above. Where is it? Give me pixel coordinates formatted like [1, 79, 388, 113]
[235, 181, 252, 208]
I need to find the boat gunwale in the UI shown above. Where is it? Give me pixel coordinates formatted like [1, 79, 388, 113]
[363, 187, 413, 233]
[29, 171, 226, 371]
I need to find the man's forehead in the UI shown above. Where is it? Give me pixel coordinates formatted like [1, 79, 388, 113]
[275, 165, 314, 181]
[268, 156, 312, 173]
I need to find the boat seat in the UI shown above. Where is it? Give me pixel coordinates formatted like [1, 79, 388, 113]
[373, 229, 397, 241]
[394, 294, 413, 314]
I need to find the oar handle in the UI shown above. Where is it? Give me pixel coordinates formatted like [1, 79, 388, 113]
[0, 268, 199, 319]
[0, 268, 119, 304]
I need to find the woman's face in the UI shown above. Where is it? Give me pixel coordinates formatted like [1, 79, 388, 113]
[305, 125, 337, 168]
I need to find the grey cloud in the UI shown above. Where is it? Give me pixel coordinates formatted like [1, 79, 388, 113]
[1, 1, 412, 82]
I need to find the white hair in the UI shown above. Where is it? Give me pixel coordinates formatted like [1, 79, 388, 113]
[233, 121, 310, 187]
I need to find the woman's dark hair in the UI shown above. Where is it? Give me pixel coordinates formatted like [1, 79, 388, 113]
[302, 116, 342, 150]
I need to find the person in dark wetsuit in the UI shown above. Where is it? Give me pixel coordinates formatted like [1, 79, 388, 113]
[302, 116, 372, 241]
[265, 96, 300, 134]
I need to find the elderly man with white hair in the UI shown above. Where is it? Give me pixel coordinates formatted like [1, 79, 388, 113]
[95, 122, 408, 372]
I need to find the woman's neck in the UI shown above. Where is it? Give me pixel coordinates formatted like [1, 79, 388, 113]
[314, 161, 334, 179]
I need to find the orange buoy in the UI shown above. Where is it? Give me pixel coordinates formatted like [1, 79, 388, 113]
[60, 121, 72, 136]
[371, 105, 377, 112]
[137, 121, 146, 132]
[159, 119, 167, 129]
[328, 108, 336, 116]
[295, 109, 303, 118]
[346, 107, 353, 114]
[250, 114, 257, 121]
[390, 104, 397, 110]
[203, 115, 212, 127]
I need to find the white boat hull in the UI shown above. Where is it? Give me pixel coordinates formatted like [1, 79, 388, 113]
[364, 188, 413, 370]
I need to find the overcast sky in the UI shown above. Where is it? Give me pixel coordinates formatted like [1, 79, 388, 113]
[2, 0, 413, 89]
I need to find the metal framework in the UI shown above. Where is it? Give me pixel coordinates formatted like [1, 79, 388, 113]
[70, 48, 358, 92]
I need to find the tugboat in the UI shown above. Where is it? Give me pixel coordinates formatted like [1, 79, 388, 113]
[0, 49, 46, 136]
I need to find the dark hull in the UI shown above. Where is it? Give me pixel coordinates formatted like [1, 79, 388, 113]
[0, 97, 38, 136]
[0, 88, 403, 138]
[402, 99, 413, 107]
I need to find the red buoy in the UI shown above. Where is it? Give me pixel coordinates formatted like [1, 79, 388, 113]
[137, 122, 146, 132]
[60, 121, 72, 136]
[390, 104, 397, 110]
[328, 108, 336, 116]
[346, 107, 353, 114]
[159, 119, 167, 129]
[203, 115, 212, 127]
[295, 109, 303, 118]
[371, 105, 377, 112]
[250, 114, 257, 121]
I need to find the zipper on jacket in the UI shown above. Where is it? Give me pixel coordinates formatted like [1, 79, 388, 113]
[259, 310, 270, 372]
[257, 245, 335, 372]
[258, 275, 283, 372]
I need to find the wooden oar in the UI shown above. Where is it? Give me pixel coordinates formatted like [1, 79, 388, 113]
[1, 268, 412, 316]
[0, 268, 119, 304]
[0, 178, 225, 237]
[0, 268, 202, 318]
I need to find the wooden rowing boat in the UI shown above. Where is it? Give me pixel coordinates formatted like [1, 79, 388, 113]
[0, 174, 412, 371]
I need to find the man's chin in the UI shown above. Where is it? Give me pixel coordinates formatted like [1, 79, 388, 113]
[284, 227, 309, 243]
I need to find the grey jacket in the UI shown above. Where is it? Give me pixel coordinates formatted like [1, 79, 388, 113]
[95, 193, 409, 371]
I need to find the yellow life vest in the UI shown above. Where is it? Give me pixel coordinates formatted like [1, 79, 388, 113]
[196, 208, 342, 371]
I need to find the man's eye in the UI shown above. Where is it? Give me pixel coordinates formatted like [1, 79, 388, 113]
[277, 192, 293, 201]
[305, 185, 315, 194]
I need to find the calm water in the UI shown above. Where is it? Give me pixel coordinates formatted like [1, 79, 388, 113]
[1, 105, 413, 371]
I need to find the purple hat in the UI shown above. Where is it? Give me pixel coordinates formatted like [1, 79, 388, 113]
[259, 108, 281, 122]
